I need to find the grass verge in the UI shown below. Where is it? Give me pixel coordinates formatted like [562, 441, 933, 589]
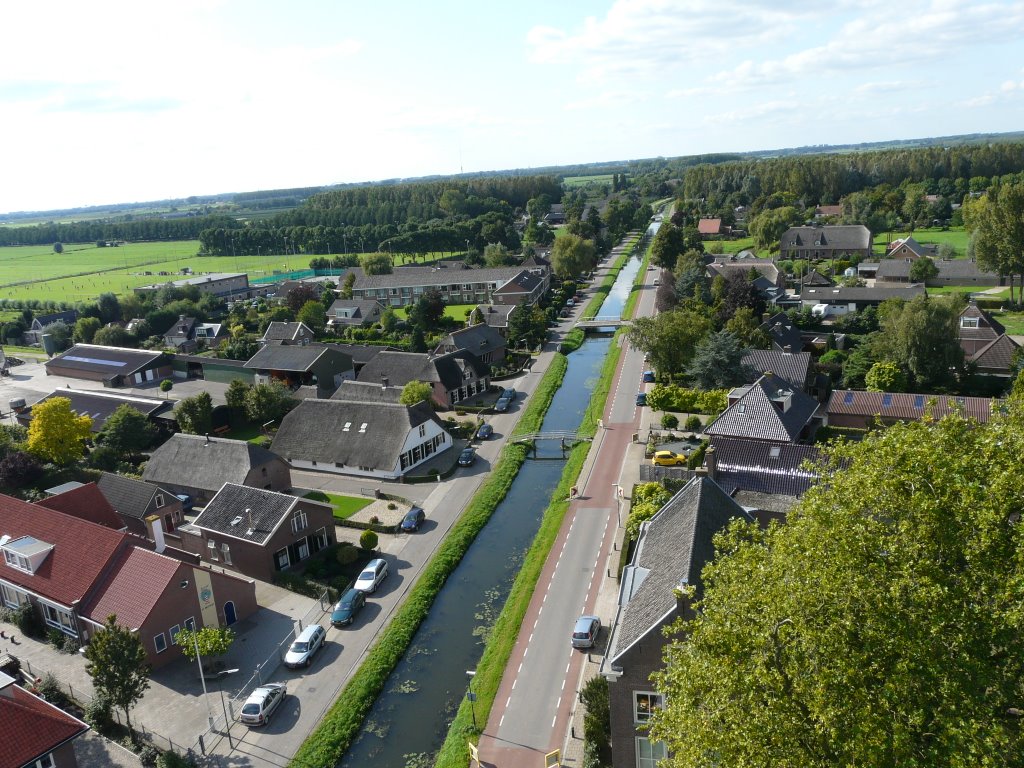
[289, 350, 569, 767]
[303, 491, 373, 520]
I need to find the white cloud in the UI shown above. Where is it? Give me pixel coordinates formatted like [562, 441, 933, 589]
[564, 90, 646, 110]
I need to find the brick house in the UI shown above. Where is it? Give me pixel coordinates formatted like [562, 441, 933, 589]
[356, 350, 490, 409]
[434, 323, 507, 365]
[779, 224, 872, 261]
[825, 390, 996, 429]
[704, 373, 821, 444]
[602, 477, 754, 768]
[0, 670, 89, 768]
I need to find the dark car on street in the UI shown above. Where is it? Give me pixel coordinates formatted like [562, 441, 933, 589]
[494, 396, 511, 412]
[400, 506, 426, 532]
[501, 387, 516, 400]
[636, 392, 647, 406]
[458, 447, 477, 466]
[331, 588, 367, 626]
[476, 423, 494, 440]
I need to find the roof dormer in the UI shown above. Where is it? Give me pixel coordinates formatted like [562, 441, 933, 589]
[1, 534, 54, 574]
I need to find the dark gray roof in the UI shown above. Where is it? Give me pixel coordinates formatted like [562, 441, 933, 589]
[357, 350, 487, 390]
[45, 344, 167, 377]
[354, 265, 522, 290]
[800, 285, 926, 303]
[741, 349, 811, 389]
[708, 438, 820, 496]
[476, 304, 516, 328]
[609, 477, 752, 664]
[34, 309, 79, 327]
[971, 334, 1020, 374]
[876, 258, 997, 282]
[323, 342, 392, 367]
[492, 270, 543, 295]
[142, 434, 284, 494]
[760, 312, 804, 352]
[326, 299, 383, 325]
[262, 322, 314, 342]
[705, 373, 818, 443]
[244, 344, 351, 373]
[20, 389, 174, 433]
[707, 261, 780, 283]
[193, 483, 308, 545]
[802, 269, 833, 286]
[780, 225, 871, 251]
[164, 316, 197, 343]
[271, 398, 442, 472]
[331, 379, 404, 404]
[436, 324, 506, 358]
[96, 472, 175, 520]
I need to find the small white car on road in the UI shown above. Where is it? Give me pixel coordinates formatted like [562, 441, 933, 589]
[239, 683, 287, 726]
[355, 558, 389, 593]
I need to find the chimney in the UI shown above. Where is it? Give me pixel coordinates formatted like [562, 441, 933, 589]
[205, 432, 210, 443]
[381, 376, 389, 390]
[704, 446, 717, 479]
[145, 514, 166, 553]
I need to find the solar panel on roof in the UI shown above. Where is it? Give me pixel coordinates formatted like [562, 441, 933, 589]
[62, 355, 123, 367]
[914, 395, 924, 408]
[843, 392, 854, 405]
[882, 394, 893, 407]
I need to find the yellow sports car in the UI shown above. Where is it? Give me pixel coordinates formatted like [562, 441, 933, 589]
[652, 450, 687, 466]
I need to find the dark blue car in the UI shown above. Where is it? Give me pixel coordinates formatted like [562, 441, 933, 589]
[476, 424, 494, 440]
[331, 588, 366, 627]
[400, 506, 426, 532]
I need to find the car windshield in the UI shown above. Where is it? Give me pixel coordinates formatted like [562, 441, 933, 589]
[242, 703, 261, 715]
[290, 641, 307, 653]
[573, 631, 589, 638]
[359, 570, 374, 580]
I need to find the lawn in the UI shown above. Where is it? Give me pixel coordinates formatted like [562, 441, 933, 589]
[302, 490, 373, 520]
[872, 227, 970, 257]
[393, 303, 476, 321]
[991, 311, 1024, 335]
[926, 286, 1009, 298]
[562, 173, 614, 187]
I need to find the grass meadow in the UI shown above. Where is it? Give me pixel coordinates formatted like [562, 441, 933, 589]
[872, 227, 970, 257]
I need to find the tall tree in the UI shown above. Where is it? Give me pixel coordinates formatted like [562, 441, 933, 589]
[877, 295, 964, 389]
[286, 283, 321, 312]
[909, 256, 939, 283]
[650, 223, 687, 271]
[407, 288, 446, 330]
[483, 243, 519, 267]
[98, 404, 158, 457]
[651, 400, 1024, 768]
[175, 392, 213, 435]
[963, 184, 1024, 303]
[686, 330, 751, 389]
[399, 380, 433, 406]
[84, 615, 151, 731]
[360, 252, 393, 275]
[627, 310, 713, 375]
[245, 381, 295, 424]
[27, 397, 92, 465]
[551, 234, 597, 279]
[297, 300, 326, 336]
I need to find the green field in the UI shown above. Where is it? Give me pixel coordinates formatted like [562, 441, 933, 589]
[302, 490, 373, 521]
[393, 303, 476, 321]
[872, 227, 970, 257]
[562, 174, 614, 187]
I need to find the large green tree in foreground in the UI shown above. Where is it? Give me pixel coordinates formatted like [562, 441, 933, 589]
[650, 402, 1024, 767]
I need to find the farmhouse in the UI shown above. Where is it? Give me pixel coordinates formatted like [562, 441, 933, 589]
[825, 390, 997, 429]
[44, 344, 172, 386]
[779, 225, 872, 261]
[357, 350, 490, 409]
[243, 344, 354, 397]
[15, 388, 176, 433]
[134, 272, 254, 300]
[434, 323, 507, 364]
[874, 258, 1001, 287]
[22, 309, 79, 346]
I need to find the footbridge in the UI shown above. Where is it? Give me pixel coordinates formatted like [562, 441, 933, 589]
[511, 431, 594, 445]
[575, 315, 631, 329]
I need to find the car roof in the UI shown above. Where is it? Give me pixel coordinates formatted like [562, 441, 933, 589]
[574, 615, 599, 628]
[366, 558, 385, 567]
[295, 624, 322, 641]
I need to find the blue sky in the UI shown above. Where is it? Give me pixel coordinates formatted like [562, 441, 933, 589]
[3, 0, 1023, 214]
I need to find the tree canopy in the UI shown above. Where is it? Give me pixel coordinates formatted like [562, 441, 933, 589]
[399, 380, 433, 406]
[98, 404, 158, 457]
[27, 396, 92, 465]
[175, 392, 213, 435]
[686, 330, 751, 390]
[551, 233, 597, 279]
[652, 400, 1024, 767]
[627, 310, 712, 375]
[85, 615, 151, 730]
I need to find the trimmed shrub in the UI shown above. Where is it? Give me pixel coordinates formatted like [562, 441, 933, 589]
[336, 543, 359, 566]
[684, 415, 703, 432]
[36, 673, 71, 709]
[660, 413, 679, 429]
[84, 692, 115, 735]
[138, 744, 160, 767]
[359, 530, 379, 550]
[157, 752, 198, 768]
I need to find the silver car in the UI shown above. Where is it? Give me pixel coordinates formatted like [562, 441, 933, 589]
[354, 558, 389, 593]
[239, 683, 287, 726]
[283, 624, 326, 669]
[572, 615, 601, 649]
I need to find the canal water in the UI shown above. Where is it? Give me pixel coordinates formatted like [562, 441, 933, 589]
[338, 250, 645, 767]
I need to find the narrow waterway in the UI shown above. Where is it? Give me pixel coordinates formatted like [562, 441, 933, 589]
[338, 249, 645, 768]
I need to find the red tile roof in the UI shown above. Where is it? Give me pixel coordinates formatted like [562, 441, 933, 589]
[697, 218, 722, 235]
[826, 390, 995, 423]
[83, 546, 184, 630]
[35, 482, 125, 530]
[0, 678, 89, 766]
[0, 493, 126, 607]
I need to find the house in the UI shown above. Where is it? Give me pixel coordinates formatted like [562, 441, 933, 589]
[434, 324, 507, 364]
[349, 265, 527, 308]
[356, 350, 490, 409]
[322, 342, 393, 375]
[243, 344, 354, 398]
[490, 270, 548, 307]
[274, 279, 325, 305]
[704, 438, 820, 497]
[521, 252, 552, 276]
[133, 272, 253, 300]
[474, 304, 518, 336]
[142, 434, 291, 505]
[741, 348, 813, 392]
[958, 302, 1004, 357]
[177, 484, 334, 582]
[544, 204, 565, 225]
[35, 482, 126, 532]
[704, 372, 820, 444]
[825, 390, 996, 429]
[261, 321, 316, 346]
[799, 285, 926, 314]
[96, 472, 185, 539]
[14, 389, 177, 434]
[885, 236, 934, 259]
[696, 217, 724, 237]
[779, 225, 872, 261]
[814, 204, 843, 218]
[706, 259, 784, 290]
[875, 258, 1001, 287]
[0, 493, 256, 669]
[602, 477, 754, 768]
[759, 312, 804, 353]
[22, 309, 79, 346]
[968, 334, 1020, 379]
[331, 379, 405, 405]
[801, 269, 834, 287]
[325, 299, 384, 330]
[0, 670, 89, 768]
[271, 396, 451, 480]
[44, 344, 172, 387]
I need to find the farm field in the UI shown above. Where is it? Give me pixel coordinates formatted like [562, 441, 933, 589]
[872, 226, 970, 257]
[562, 173, 614, 187]
[394, 303, 476, 321]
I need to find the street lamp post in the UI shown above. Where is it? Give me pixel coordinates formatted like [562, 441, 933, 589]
[216, 668, 241, 747]
[613, 483, 623, 528]
[192, 632, 215, 730]
[466, 670, 478, 731]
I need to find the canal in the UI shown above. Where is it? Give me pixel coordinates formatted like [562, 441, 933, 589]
[338, 249, 646, 767]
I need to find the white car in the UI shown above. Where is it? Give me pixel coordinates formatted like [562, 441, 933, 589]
[283, 624, 326, 669]
[239, 683, 287, 726]
[354, 558, 389, 593]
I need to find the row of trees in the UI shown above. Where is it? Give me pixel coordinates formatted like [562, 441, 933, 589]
[0, 213, 237, 247]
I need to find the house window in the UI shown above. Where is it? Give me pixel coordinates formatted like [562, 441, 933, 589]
[418, 424, 426, 438]
[3, 550, 31, 572]
[634, 692, 665, 723]
[170, 624, 181, 643]
[42, 604, 76, 635]
[184, 617, 196, 632]
[155, 493, 165, 509]
[738, 404, 745, 413]
[297, 540, 309, 561]
[292, 509, 308, 533]
[33, 755, 56, 768]
[636, 737, 668, 768]
[274, 547, 290, 571]
[960, 317, 979, 328]
[221, 543, 232, 565]
[314, 527, 329, 551]
[1, 583, 27, 609]
[207, 539, 218, 561]
[154, 632, 167, 654]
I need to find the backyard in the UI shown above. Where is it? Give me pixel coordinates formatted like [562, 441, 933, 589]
[303, 490, 373, 521]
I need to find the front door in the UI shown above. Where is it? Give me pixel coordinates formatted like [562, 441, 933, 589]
[224, 601, 237, 625]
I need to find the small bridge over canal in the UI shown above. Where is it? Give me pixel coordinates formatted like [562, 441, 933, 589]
[511, 431, 594, 445]
[575, 315, 632, 329]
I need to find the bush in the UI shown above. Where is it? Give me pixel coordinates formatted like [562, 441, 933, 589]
[359, 529, 379, 550]
[157, 751, 198, 768]
[684, 415, 703, 432]
[387, 502, 397, 510]
[7, 602, 44, 638]
[138, 744, 160, 767]
[336, 543, 359, 566]
[368, 515, 380, 525]
[62, 633, 80, 654]
[84, 692, 116, 734]
[47, 628, 66, 650]
[581, 676, 612, 766]
[36, 673, 71, 709]
[660, 413, 679, 429]
[646, 385, 728, 415]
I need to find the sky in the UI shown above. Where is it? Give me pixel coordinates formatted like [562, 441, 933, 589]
[2, 0, 1023, 214]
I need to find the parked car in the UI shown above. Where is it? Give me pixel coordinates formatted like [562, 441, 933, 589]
[566, 298, 575, 307]
[283, 624, 326, 669]
[572, 615, 601, 649]
[458, 447, 477, 466]
[501, 387, 516, 400]
[399, 506, 426, 532]
[635, 392, 647, 406]
[476, 423, 494, 440]
[652, 450, 687, 467]
[653, 277, 661, 286]
[642, 370, 656, 383]
[331, 588, 367, 626]
[239, 683, 287, 726]
[355, 558, 389, 593]
[494, 396, 512, 412]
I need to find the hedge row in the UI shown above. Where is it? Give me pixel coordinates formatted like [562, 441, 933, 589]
[646, 384, 729, 415]
[289, 349, 570, 767]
